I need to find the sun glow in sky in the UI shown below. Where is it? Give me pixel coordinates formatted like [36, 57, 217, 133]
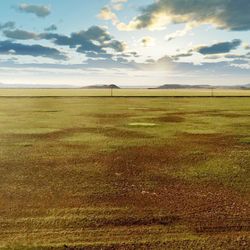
[0, 0, 250, 86]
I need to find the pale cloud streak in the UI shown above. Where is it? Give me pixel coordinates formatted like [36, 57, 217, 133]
[165, 22, 197, 41]
[111, 0, 128, 11]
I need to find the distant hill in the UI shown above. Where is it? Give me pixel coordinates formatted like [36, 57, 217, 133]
[241, 84, 250, 89]
[156, 84, 250, 89]
[82, 84, 120, 89]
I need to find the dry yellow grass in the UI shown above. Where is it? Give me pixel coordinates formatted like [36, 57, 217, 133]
[0, 88, 250, 97]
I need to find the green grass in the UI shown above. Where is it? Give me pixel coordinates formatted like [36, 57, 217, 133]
[0, 96, 249, 249]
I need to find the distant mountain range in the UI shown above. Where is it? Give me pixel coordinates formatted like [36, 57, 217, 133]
[155, 84, 250, 89]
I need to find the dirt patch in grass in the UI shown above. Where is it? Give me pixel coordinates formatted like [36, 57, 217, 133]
[154, 115, 185, 123]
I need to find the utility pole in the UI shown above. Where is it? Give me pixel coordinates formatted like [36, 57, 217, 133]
[211, 88, 214, 97]
[111, 86, 113, 97]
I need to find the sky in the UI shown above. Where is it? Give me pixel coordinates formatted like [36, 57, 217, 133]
[0, 0, 250, 87]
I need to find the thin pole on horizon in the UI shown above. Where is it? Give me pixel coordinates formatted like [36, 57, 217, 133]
[211, 88, 214, 97]
[111, 86, 113, 97]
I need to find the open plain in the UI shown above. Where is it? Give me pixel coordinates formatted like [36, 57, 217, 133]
[0, 92, 249, 249]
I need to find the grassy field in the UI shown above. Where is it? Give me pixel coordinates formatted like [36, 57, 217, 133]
[0, 94, 249, 249]
[0, 88, 250, 97]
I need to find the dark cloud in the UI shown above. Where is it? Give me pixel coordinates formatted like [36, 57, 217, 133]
[1, 26, 126, 60]
[44, 25, 57, 32]
[2, 25, 126, 60]
[40, 33, 71, 46]
[41, 26, 125, 53]
[0, 40, 67, 60]
[18, 3, 50, 18]
[196, 40, 241, 55]
[107, 40, 125, 52]
[0, 21, 15, 30]
[85, 51, 113, 59]
[129, 51, 140, 57]
[132, 0, 250, 31]
[3, 29, 38, 40]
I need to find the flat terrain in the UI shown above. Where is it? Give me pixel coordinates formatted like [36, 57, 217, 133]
[0, 88, 250, 97]
[0, 94, 249, 249]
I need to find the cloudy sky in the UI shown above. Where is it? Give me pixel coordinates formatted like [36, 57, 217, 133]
[0, 0, 250, 86]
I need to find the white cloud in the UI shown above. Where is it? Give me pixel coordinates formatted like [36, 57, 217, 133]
[98, 7, 118, 22]
[165, 23, 197, 41]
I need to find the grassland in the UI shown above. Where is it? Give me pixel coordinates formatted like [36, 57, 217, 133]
[0, 94, 249, 249]
[0, 88, 250, 97]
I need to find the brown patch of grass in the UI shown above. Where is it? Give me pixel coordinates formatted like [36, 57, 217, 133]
[84, 133, 250, 231]
[177, 133, 239, 153]
[100, 145, 202, 174]
[217, 113, 250, 118]
[154, 115, 185, 123]
[169, 110, 250, 118]
[33, 110, 61, 113]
